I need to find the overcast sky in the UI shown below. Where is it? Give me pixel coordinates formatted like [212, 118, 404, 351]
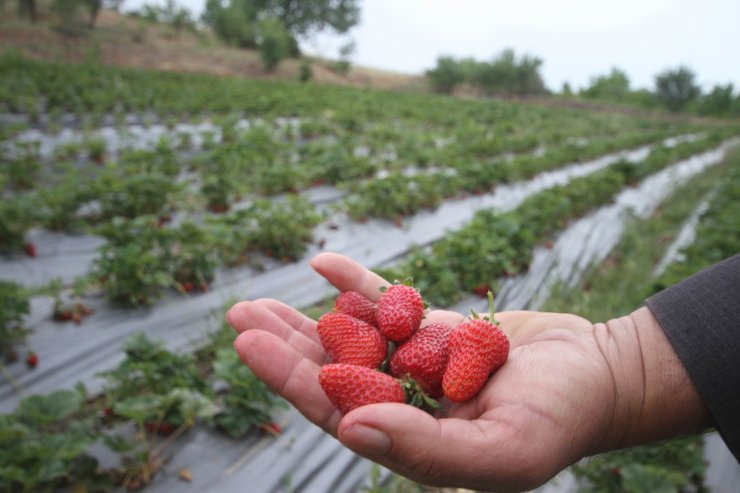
[128, 0, 740, 92]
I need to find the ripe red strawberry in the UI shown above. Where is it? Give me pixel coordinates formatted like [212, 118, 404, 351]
[317, 312, 387, 368]
[24, 242, 37, 258]
[442, 292, 509, 403]
[319, 363, 406, 414]
[26, 352, 39, 368]
[334, 291, 377, 326]
[260, 422, 282, 436]
[390, 323, 453, 398]
[376, 281, 425, 343]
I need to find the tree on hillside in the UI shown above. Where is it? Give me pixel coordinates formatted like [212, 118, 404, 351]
[471, 49, 546, 97]
[654, 66, 701, 113]
[159, 0, 195, 38]
[83, 0, 102, 28]
[203, 0, 359, 52]
[16, 0, 38, 22]
[698, 83, 735, 116]
[257, 17, 292, 71]
[426, 56, 466, 94]
[582, 67, 630, 101]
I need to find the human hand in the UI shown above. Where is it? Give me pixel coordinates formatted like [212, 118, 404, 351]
[227, 252, 710, 492]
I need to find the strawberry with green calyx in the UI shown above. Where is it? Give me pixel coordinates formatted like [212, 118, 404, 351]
[334, 291, 377, 327]
[376, 278, 427, 343]
[442, 291, 509, 403]
[319, 363, 406, 415]
[317, 312, 387, 368]
[389, 322, 453, 398]
[400, 377, 442, 413]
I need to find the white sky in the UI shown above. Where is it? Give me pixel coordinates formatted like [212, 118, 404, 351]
[128, 0, 740, 92]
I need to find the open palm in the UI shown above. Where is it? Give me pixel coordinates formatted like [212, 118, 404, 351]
[228, 252, 705, 492]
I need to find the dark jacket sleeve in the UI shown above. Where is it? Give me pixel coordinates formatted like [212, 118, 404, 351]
[645, 253, 740, 461]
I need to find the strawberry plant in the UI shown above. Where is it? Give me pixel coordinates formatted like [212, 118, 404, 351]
[0, 387, 112, 493]
[344, 173, 426, 221]
[119, 141, 180, 177]
[171, 221, 219, 292]
[300, 141, 377, 185]
[93, 216, 176, 306]
[245, 196, 323, 261]
[0, 281, 31, 361]
[107, 388, 218, 490]
[0, 194, 40, 255]
[99, 333, 213, 424]
[37, 167, 94, 232]
[212, 347, 286, 438]
[94, 167, 182, 221]
[210, 196, 322, 264]
[252, 161, 308, 195]
[2, 141, 42, 191]
[84, 135, 107, 165]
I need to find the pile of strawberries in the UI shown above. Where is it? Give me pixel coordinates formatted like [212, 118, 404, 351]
[317, 280, 510, 415]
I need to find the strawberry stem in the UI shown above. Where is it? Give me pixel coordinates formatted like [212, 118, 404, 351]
[487, 291, 500, 325]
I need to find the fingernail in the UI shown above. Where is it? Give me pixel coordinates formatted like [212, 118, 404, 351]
[340, 424, 391, 455]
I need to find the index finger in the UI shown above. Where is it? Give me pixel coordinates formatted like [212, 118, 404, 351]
[310, 252, 390, 302]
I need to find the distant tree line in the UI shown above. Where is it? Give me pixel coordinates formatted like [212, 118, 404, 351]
[577, 65, 739, 117]
[426, 49, 547, 97]
[427, 52, 739, 117]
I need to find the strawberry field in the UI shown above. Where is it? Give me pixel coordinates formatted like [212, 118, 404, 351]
[1, 52, 739, 492]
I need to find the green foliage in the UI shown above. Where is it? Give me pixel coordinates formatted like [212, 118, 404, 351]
[0, 280, 30, 358]
[426, 49, 546, 96]
[472, 48, 546, 97]
[426, 56, 466, 94]
[93, 166, 181, 221]
[208, 195, 321, 264]
[0, 387, 111, 493]
[202, 0, 258, 48]
[99, 333, 212, 421]
[212, 347, 286, 438]
[654, 148, 740, 292]
[94, 217, 218, 305]
[1, 140, 42, 190]
[243, 196, 323, 260]
[654, 66, 701, 113]
[203, 0, 360, 49]
[385, 132, 729, 307]
[299, 59, 314, 82]
[51, 0, 90, 37]
[698, 83, 735, 116]
[333, 39, 355, 75]
[0, 193, 40, 253]
[582, 67, 631, 102]
[258, 17, 291, 72]
[573, 436, 705, 493]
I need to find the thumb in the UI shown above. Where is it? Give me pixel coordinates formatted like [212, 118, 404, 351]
[336, 403, 518, 489]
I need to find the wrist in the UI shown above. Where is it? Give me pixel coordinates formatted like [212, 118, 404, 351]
[593, 306, 712, 452]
